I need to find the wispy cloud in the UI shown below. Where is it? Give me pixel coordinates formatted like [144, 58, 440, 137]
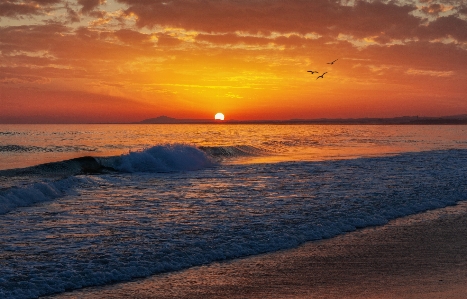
[406, 68, 454, 77]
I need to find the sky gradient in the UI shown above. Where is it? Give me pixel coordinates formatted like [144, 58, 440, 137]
[1, 0, 467, 123]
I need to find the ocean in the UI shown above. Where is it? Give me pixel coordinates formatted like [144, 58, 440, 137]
[1, 124, 467, 299]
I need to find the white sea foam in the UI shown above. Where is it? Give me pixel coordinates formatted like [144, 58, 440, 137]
[100, 144, 215, 172]
[0, 177, 93, 215]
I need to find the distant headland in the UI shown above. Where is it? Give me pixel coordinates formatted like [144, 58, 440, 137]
[137, 115, 467, 125]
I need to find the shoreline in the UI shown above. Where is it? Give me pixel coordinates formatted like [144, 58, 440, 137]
[47, 202, 467, 299]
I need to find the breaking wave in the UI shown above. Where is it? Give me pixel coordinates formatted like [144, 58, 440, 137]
[0, 144, 216, 215]
[101, 144, 215, 173]
[0, 176, 94, 215]
[0, 144, 272, 215]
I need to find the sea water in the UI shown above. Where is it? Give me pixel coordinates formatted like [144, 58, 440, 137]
[1, 124, 467, 298]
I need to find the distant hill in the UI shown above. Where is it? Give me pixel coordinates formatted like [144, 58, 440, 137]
[138, 116, 217, 124]
[137, 115, 467, 125]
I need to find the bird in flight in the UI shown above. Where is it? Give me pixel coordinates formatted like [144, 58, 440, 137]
[316, 72, 327, 80]
[307, 70, 319, 74]
[327, 59, 338, 65]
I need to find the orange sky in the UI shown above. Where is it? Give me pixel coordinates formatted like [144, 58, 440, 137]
[1, 0, 467, 123]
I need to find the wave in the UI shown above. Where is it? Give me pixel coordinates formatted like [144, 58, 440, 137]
[1, 144, 267, 178]
[0, 131, 22, 136]
[0, 156, 111, 180]
[0, 155, 107, 215]
[0, 176, 94, 215]
[0, 144, 97, 153]
[0, 143, 273, 212]
[199, 145, 271, 157]
[0, 144, 273, 215]
[1, 144, 216, 176]
[0, 144, 215, 215]
[0, 145, 41, 152]
[101, 144, 215, 173]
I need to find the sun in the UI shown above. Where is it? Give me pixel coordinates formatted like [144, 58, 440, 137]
[214, 112, 225, 121]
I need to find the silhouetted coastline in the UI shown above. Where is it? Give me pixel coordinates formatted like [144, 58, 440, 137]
[137, 115, 467, 125]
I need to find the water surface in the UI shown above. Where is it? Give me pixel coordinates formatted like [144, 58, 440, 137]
[1, 124, 467, 299]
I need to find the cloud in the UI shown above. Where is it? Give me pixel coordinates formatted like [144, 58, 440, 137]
[195, 32, 322, 50]
[421, 3, 449, 15]
[156, 33, 183, 47]
[4, 1, 465, 52]
[0, 74, 51, 84]
[0, 23, 69, 54]
[419, 15, 467, 41]
[65, 2, 80, 23]
[361, 40, 467, 72]
[116, 0, 343, 34]
[114, 28, 152, 45]
[2, 1, 466, 71]
[78, 0, 105, 14]
[0, 1, 43, 17]
[0, 24, 154, 63]
[331, 1, 420, 40]
[196, 33, 272, 46]
[0, 53, 56, 67]
[406, 68, 453, 77]
[29, 0, 61, 3]
[115, 0, 421, 42]
[0, 0, 61, 18]
[112, 0, 467, 48]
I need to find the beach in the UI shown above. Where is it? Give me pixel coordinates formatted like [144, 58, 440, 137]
[47, 202, 467, 299]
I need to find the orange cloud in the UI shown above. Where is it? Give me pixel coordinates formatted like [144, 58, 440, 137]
[0, 0, 61, 17]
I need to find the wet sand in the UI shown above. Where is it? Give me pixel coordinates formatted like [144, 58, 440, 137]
[47, 202, 467, 299]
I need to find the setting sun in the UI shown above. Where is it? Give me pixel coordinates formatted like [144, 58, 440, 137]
[215, 113, 225, 121]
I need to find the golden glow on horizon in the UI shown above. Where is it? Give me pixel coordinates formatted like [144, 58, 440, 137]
[215, 113, 225, 120]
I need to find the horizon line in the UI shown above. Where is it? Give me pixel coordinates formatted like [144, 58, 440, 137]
[2, 114, 467, 125]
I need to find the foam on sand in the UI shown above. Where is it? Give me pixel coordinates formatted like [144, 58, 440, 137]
[45, 202, 467, 299]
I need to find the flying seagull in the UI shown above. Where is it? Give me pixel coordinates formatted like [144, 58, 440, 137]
[327, 59, 338, 65]
[307, 70, 319, 74]
[316, 72, 327, 80]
